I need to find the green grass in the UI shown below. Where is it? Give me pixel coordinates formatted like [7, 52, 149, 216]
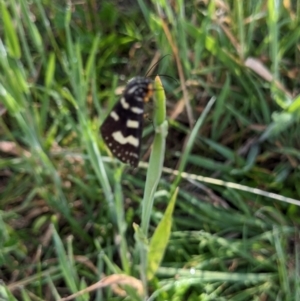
[1, 0, 300, 300]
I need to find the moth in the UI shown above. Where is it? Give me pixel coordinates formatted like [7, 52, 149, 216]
[100, 77, 154, 167]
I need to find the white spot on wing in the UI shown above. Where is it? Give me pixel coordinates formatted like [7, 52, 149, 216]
[126, 119, 139, 128]
[131, 107, 143, 114]
[130, 152, 139, 158]
[110, 111, 119, 121]
[120, 97, 129, 109]
[127, 85, 138, 95]
[112, 131, 139, 147]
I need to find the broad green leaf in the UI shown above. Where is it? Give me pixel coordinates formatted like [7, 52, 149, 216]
[147, 188, 178, 280]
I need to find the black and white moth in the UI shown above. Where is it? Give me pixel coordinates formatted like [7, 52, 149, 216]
[100, 77, 153, 167]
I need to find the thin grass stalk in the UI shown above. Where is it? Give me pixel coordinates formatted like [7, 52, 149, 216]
[141, 76, 167, 235]
[139, 76, 167, 298]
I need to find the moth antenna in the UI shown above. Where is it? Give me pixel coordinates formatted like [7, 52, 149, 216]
[145, 54, 171, 77]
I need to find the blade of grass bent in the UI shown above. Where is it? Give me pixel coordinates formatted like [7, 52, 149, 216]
[171, 96, 216, 190]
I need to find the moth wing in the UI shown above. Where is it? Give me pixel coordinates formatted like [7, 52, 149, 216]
[100, 99, 144, 167]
